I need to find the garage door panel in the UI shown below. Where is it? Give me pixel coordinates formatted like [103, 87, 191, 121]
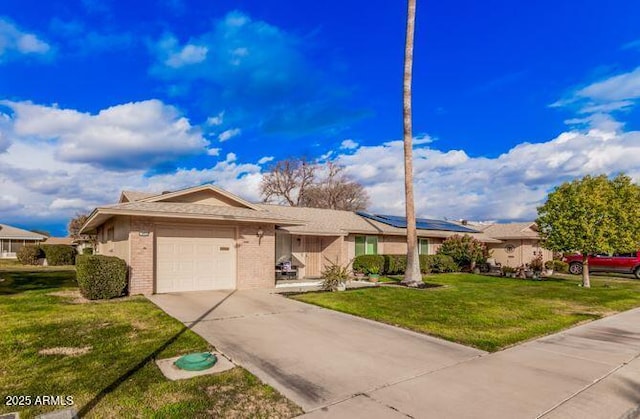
[156, 226, 236, 293]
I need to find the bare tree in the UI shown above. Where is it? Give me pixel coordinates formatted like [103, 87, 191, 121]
[300, 162, 369, 211]
[401, 0, 422, 287]
[260, 158, 316, 206]
[68, 213, 90, 238]
[261, 159, 369, 211]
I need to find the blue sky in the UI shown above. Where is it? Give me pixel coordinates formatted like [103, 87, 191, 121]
[1, 0, 640, 236]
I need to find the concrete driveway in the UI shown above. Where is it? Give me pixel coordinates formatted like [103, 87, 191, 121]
[148, 289, 484, 412]
[150, 290, 640, 418]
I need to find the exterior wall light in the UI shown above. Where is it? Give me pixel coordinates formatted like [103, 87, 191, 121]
[256, 227, 264, 239]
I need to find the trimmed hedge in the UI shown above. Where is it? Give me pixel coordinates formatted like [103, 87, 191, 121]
[76, 255, 128, 300]
[41, 244, 76, 266]
[358, 254, 459, 275]
[383, 255, 407, 275]
[420, 254, 458, 273]
[16, 245, 44, 265]
[352, 255, 385, 274]
[82, 247, 94, 255]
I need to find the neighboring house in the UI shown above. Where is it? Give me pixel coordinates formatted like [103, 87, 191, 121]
[0, 224, 47, 258]
[43, 236, 93, 253]
[43, 237, 75, 246]
[80, 184, 535, 295]
[475, 222, 552, 267]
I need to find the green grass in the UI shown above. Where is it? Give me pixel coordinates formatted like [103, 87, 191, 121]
[0, 268, 301, 418]
[293, 273, 640, 352]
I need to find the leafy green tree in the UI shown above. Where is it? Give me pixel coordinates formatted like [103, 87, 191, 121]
[437, 234, 487, 270]
[536, 174, 640, 288]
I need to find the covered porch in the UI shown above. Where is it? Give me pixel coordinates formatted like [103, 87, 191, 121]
[275, 229, 345, 279]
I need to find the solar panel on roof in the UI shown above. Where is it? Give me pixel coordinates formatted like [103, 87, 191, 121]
[356, 211, 479, 233]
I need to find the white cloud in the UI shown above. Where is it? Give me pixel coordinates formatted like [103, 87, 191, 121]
[336, 118, 640, 221]
[258, 156, 274, 164]
[1, 99, 208, 169]
[576, 67, 640, 103]
[207, 147, 221, 156]
[49, 198, 91, 211]
[0, 18, 51, 61]
[165, 42, 208, 68]
[225, 152, 237, 162]
[340, 139, 358, 149]
[555, 67, 640, 116]
[207, 111, 224, 126]
[218, 128, 241, 142]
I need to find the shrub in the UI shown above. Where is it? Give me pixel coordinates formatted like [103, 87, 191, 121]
[352, 255, 385, 275]
[544, 260, 554, 270]
[82, 247, 94, 255]
[553, 260, 569, 273]
[16, 245, 44, 265]
[321, 259, 350, 291]
[420, 254, 459, 273]
[502, 266, 516, 275]
[383, 254, 407, 275]
[529, 254, 544, 273]
[76, 255, 128, 300]
[437, 234, 487, 269]
[41, 244, 76, 266]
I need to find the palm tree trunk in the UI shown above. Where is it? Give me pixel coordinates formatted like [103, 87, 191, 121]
[401, 0, 421, 286]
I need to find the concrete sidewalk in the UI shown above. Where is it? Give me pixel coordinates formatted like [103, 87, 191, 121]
[303, 308, 640, 419]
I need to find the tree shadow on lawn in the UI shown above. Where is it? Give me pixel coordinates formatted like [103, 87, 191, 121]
[77, 290, 237, 417]
[0, 270, 77, 295]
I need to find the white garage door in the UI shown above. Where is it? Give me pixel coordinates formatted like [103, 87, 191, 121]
[156, 226, 236, 293]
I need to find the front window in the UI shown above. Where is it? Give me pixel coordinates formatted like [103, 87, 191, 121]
[419, 238, 430, 255]
[355, 235, 378, 256]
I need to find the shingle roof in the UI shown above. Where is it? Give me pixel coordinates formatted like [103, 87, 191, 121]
[256, 204, 501, 242]
[477, 222, 539, 239]
[100, 202, 302, 224]
[121, 190, 157, 202]
[43, 237, 75, 245]
[256, 204, 378, 235]
[0, 224, 47, 240]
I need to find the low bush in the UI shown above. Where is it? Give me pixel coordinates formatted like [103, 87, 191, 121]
[41, 244, 76, 266]
[420, 254, 459, 273]
[76, 255, 128, 300]
[544, 260, 554, 270]
[352, 255, 385, 275]
[82, 247, 94, 255]
[16, 245, 44, 265]
[553, 260, 569, 273]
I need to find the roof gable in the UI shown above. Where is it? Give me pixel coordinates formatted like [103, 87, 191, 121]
[119, 190, 156, 203]
[139, 185, 261, 210]
[0, 224, 47, 240]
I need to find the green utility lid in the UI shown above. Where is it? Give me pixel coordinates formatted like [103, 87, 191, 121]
[174, 352, 217, 371]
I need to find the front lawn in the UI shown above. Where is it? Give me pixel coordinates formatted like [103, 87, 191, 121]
[0, 268, 301, 418]
[293, 273, 640, 352]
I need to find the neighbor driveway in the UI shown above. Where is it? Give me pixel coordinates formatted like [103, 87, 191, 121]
[149, 290, 640, 418]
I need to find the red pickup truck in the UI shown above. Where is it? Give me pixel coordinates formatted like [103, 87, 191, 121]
[563, 251, 640, 279]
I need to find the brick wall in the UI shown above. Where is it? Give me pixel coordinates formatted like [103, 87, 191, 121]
[321, 236, 343, 268]
[237, 223, 275, 289]
[129, 217, 155, 295]
[381, 236, 406, 255]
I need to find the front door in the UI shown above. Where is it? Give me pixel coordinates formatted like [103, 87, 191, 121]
[305, 237, 322, 277]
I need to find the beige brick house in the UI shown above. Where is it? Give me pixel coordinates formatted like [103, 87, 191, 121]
[475, 222, 553, 267]
[81, 184, 542, 295]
